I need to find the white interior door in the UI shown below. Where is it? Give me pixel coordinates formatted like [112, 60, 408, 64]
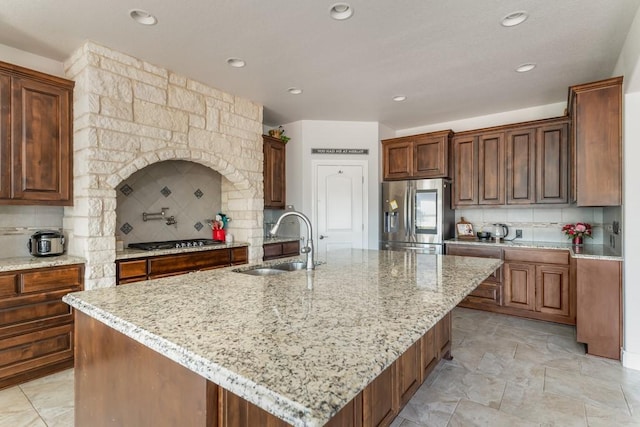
[314, 161, 366, 259]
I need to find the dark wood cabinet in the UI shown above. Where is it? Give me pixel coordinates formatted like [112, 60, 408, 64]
[478, 133, 505, 205]
[382, 130, 453, 180]
[116, 247, 248, 285]
[0, 61, 74, 205]
[447, 244, 503, 307]
[503, 248, 573, 324]
[452, 134, 478, 206]
[576, 258, 622, 360]
[503, 262, 536, 311]
[0, 263, 83, 389]
[536, 122, 569, 204]
[506, 128, 535, 205]
[362, 363, 398, 427]
[452, 117, 569, 208]
[263, 135, 286, 208]
[419, 328, 438, 381]
[568, 76, 622, 206]
[396, 341, 421, 407]
[263, 240, 300, 261]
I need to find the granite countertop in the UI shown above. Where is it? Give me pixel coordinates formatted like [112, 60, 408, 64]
[63, 249, 501, 427]
[0, 254, 86, 272]
[115, 242, 250, 260]
[445, 239, 623, 261]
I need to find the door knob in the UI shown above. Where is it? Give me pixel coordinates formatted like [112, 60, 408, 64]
[319, 235, 328, 240]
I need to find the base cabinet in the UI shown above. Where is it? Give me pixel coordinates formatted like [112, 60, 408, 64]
[576, 258, 622, 360]
[74, 310, 453, 427]
[116, 247, 248, 285]
[263, 240, 300, 261]
[0, 264, 83, 389]
[447, 245, 503, 307]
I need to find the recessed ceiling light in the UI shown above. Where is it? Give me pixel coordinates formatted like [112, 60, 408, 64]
[129, 9, 157, 26]
[288, 87, 303, 95]
[330, 3, 354, 20]
[501, 11, 528, 27]
[515, 63, 536, 73]
[226, 58, 246, 68]
[392, 95, 407, 102]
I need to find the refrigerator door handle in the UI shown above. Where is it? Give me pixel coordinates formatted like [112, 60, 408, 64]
[404, 184, 410, 239]
[408, 181, 414, 241]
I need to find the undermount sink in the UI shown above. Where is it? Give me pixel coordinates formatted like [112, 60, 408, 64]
[235, 261, 308, 276]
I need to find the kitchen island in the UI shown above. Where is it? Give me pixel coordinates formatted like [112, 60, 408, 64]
[63, 249, 501, 426]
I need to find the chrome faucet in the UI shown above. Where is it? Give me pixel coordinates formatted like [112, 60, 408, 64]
[269, 210, 315, 270]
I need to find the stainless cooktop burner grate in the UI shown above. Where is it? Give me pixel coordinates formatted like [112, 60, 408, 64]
[128, 239, 221, 251]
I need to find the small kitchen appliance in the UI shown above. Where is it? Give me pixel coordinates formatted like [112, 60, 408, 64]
[493, 223, 509, 242]
[28, 230, 65, 257]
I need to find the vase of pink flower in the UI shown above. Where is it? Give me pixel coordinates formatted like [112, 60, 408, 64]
[562, 222, 592, 245]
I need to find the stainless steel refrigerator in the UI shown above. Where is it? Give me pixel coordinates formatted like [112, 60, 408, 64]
[380, 179, 455, 254]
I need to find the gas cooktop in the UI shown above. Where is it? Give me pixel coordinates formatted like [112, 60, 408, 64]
[128, 239, 222, 251]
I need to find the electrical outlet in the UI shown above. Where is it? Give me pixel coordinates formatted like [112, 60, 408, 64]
[515, 229, 523, 238]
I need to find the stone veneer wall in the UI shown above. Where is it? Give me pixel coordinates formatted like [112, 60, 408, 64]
[63, 41, 264, 290]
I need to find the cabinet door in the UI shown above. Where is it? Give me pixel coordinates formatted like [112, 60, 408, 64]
[420, 328, 437, 381]
[435, 312, 452, 359]
[452, 135, 477, 206]
[414, 134, 449, 178]
[397, 341, 420, 407]
[0, 72, 10, 199]
[576, 258, 622, 360]
[536, 123, 568, 204]
[478, 133, 505, 205]
[571, 77, 622, 206]
[535, 265, 570, 317]
[506, 128, 535, 205]
[11, 76, 72, 203]
[382, 139, 413, 180]
[263, 137, 286, 208]
[362, 363, 397, 427]
[503, 262, 535, 311]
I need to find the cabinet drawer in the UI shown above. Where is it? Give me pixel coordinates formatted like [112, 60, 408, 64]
[118, 259, 147, 280]
[0, 274, 18, 299]
[263, 243, 282, 259]
[470, 282, 501, 302]
[0, 323, 73, 379]
[148, 250, 231, 276]
[21, 265, 83, 294]
[446, 244, 502, 259]
[282, 241, 300, 256]
[503, 248, 569, 265]
[230, 247, 248, 265]
[0, 300, 71, 328]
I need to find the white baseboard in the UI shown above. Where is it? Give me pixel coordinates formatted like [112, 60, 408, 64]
[622, 349, 640, 371]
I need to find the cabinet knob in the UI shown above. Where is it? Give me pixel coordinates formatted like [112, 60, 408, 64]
[319, 235, 328, 240]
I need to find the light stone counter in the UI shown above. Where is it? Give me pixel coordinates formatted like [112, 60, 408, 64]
[445, 239, 622, 261]
[115, 242, 250, 260]
[0, 254, 85, 272]
[64, 249, 501, 427]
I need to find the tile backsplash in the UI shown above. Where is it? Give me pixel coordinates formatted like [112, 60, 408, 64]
[264, 207, 301, 239]
[116, 160, 222, 247]
[0, 206, 64, 258]
[456, 207, 606, 244]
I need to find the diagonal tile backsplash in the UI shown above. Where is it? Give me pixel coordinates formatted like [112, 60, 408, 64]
[116, 160, 223, 247]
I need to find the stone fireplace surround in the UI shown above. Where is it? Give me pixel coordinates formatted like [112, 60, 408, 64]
[63, 42, 264, 290]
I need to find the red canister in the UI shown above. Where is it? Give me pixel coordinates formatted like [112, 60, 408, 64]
[213, 229, 225, 242]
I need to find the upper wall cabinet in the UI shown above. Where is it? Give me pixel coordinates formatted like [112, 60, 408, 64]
[568, 77, 622, 206]
[382, 130, 453, 180]
[0, 61, 74, 205]
[452, 117, 569, 208]
[263, 135, 286, 208]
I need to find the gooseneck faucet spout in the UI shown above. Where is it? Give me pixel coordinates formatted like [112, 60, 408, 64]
[269, 210, 315, 270]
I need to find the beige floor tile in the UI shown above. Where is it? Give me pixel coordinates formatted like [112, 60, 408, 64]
[448, 399, 539, 427]
[500, 381, 587, 426]
[544, 366, 630, 414]
[398, 385, 458, 427]
[0, 386, 46, 427]
[514, 342, 583, 373]
[476, 351, 546, 389]
[19, 369, 74, 425]
[428, 363, 507, 409]
[585, 403, 640, 427]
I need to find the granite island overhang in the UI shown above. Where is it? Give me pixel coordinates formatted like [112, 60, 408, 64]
[63, 249, 502, 426]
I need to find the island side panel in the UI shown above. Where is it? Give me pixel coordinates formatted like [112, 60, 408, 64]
[74, 312, 216, 426]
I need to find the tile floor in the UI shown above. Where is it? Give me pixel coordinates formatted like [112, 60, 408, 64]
[2, 308, 639, 426]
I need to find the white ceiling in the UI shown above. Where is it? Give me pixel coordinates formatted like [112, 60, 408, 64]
[1, 0, 639, 130]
